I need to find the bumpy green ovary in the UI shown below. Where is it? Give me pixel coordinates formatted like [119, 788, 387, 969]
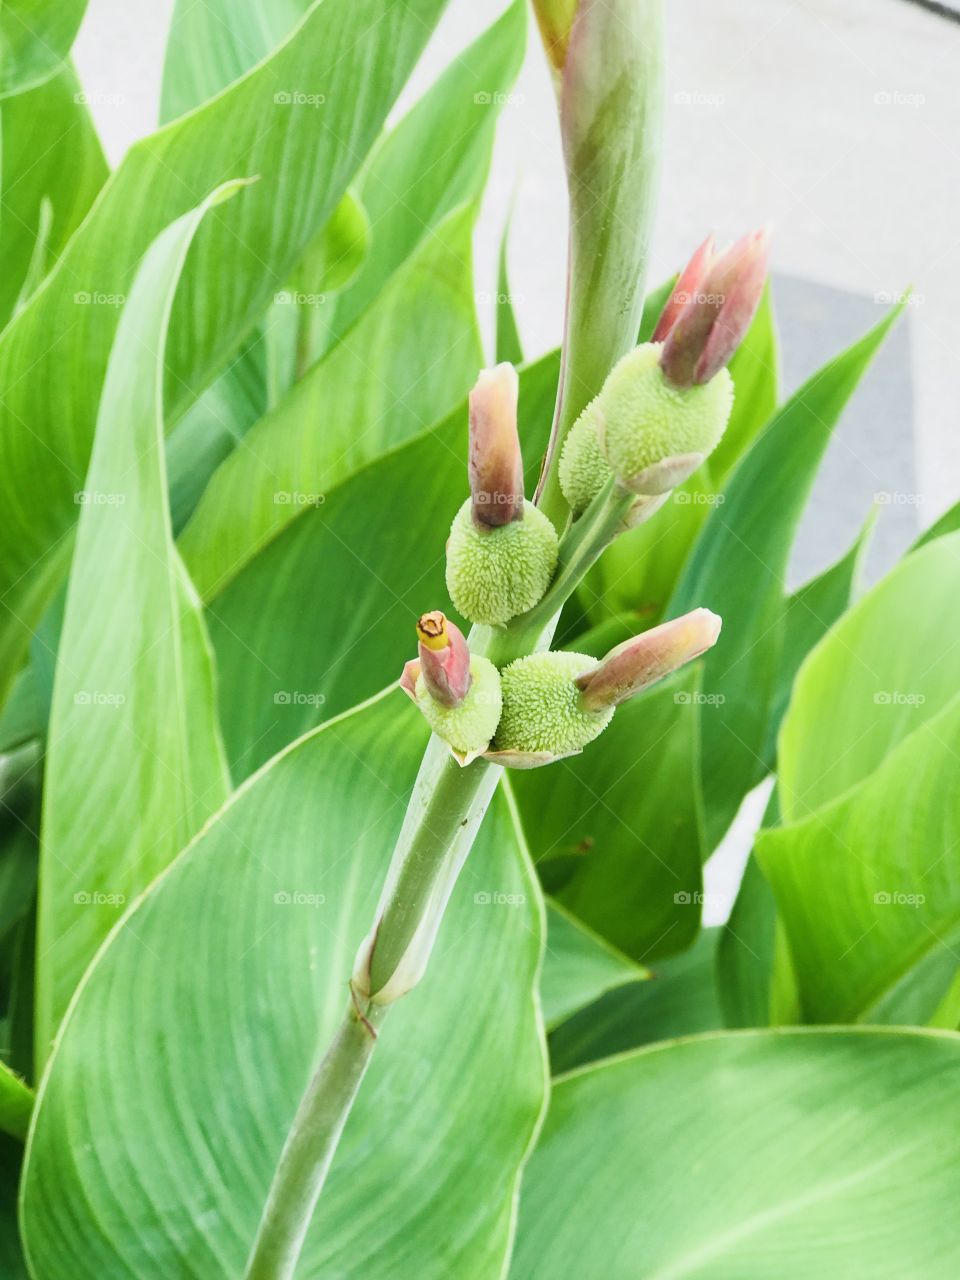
[416, 656, 502, 755]
[558, 399, 613, 516]
[494, 651, 614, 755]
[558, 343, 734, 512]
[445, 500, 559, 627]
[599, 342, 733, 485]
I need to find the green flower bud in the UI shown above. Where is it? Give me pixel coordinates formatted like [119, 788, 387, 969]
[598, 342, 733, 493]
[495, 651, 614, 756]
[558, 399, 614, 516]
[415, 655, 502, 756]
[445, 498, 559, 627]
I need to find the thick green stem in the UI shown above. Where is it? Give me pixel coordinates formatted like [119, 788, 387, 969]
[244, 998, 387, 1280]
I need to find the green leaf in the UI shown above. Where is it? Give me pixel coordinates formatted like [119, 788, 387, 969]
[540, 898, 646, 1032]
[912, 499, 960, 552]
[515, 1028, 960, 1278]
[22, 693, 547, 1278]
[0, 0, 87, 97]
[323, 0, 527, 356]
[0, 669, 41, 754]
[161, 0, 312, 121]
[550, 928, 723, 1073]
[34, 193, 235, 1062]
[0, 1135, 26, 1276]
[0, 64, 107, 327]
[778, 532, 960, 821]
[179, 203, 482, 602]
[495, 211, 524, 365]
[512, 666, 705, 963]
[669, 305, 903, 849]
[708, 280, 780, 484]
[202, 352, 559, 777]
[0, 0, 453, 704]
[0, 1059, 31, 1140]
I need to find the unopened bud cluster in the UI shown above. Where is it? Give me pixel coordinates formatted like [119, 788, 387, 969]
[403, 230, 767, 765]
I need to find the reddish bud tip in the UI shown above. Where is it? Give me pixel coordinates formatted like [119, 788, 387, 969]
[660, 227, 771, 388]
[416, 612, 472, 708]
[576, 608, 722, 711]
[468, 364, 524, 528]
[651, 234, 716, 343]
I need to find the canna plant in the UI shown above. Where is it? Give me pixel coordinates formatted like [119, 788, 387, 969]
[1, 0, 960, 1277]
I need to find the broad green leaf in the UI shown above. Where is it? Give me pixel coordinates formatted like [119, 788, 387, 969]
[324, 0, 527, 354]
[495, 211, 524, 365]
[513, 667, 705, 963]
[669, 305, 903, 849]
[540, 898, 646, 1031]
[0, 0, 86, 97]
[516, 1028, 960, 1278]
[203, 352, 559, 777]
[180, 203, 482, 601]
[0, 1135, 25, 1276]
[0, 64, 107, 327]
[35, 195, 235, 1061]
[0, 0, 452, 704]
[549, 928, 723, 1073]
[760, 690, 960, 1024]
[0, 669, 41, 753]
[761, 514, 874, 766]
[161, 0, 311, 122]
[778, 532, 960, 821]
[22, 693, 547, 1278]
[0, 1059, 31, 1139]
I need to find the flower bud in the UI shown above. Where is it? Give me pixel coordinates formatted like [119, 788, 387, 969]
[494, 651, 613, 757]
[400, 614, 502, 760]
[445, 498, 559, 627]
[415, 611, 471, 707]
[660, 227, 770, 388]
[576, 608, 722, 711]
[651, 233, 716, 344]
[595, 342, 733, 495]
[469, 363, 524, 528]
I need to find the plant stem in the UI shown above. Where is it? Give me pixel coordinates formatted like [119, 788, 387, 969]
[244, 997, 387, 1280]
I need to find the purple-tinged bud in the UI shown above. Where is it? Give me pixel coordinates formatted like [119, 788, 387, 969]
[651, 233, 715, 343]
[468, 363, 524, 528]
[531, 0, 579, 74]
[415, 612, 472, 708]
[660, 228, 771, 388]
[576, 608, 722, 711]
